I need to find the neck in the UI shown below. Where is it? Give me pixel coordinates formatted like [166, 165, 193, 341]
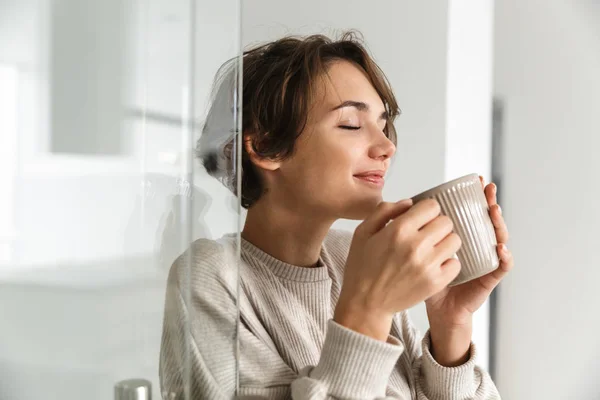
[241, 198, 334, 268]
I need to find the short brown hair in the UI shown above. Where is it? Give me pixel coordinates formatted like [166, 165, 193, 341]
[198, 30, 401, 209]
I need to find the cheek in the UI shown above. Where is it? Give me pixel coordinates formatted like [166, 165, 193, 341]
[308, 147, 355, 188]
[286, 129, 365, 190]
[313, 133, 361, 168]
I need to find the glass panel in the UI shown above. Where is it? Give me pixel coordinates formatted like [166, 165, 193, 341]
[0, 0, 242, 399]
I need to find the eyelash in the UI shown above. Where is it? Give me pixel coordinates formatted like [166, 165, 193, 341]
[339, 125, 361, 130]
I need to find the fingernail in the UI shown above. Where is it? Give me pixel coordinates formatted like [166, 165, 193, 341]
[500, 244, 508, 252]
[493, 183, 498, 193]
[497, 205, 502, 215]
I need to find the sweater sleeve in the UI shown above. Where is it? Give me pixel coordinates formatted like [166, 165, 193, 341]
[290, 319, 404, 399]
[397, 312, 501, 400]
[159, 239, 406, 400]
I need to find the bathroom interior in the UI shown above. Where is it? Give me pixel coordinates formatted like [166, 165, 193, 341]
[1, 0, 599, 399]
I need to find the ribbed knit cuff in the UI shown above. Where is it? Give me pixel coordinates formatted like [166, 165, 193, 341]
[420, 329, 478, 399]
[309, 319, 404, 399]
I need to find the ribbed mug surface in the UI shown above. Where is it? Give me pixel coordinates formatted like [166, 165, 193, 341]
[412, 173, 499, 286]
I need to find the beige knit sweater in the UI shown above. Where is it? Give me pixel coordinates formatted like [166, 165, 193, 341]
[159, 229, 500, 400]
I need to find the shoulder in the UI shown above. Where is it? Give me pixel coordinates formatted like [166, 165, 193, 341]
[167, 235, 238, 296]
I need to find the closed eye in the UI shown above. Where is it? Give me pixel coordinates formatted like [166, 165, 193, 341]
[339, 125, 361, 130]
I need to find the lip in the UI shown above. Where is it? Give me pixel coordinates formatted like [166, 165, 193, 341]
[353, 170, 386, 188]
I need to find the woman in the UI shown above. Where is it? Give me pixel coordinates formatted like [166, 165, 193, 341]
[160, 31, 512, 399]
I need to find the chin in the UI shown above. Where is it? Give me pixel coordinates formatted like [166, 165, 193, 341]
[340, 194, 383, 220]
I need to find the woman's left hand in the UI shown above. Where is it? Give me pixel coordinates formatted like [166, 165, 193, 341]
[425, 176, 515, 328]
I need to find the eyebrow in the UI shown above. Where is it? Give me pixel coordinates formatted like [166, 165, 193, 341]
[331, 100, 388, 120]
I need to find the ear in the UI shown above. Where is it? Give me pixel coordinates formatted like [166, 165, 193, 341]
[243, 134, 281, 171]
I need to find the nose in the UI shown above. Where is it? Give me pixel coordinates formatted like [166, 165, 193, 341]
[368, 128, 396, 161]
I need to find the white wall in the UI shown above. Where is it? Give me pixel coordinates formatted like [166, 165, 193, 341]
[493, 1, 600, 398]
[0, 65, 18, 263]
[445, 0, 494, 182]
[243, 0, 494, 370]
[444, 0, 495, 372]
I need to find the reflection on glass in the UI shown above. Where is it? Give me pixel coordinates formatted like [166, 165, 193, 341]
[0, 0, 242, 399]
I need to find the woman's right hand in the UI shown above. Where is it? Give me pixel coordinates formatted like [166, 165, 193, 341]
[333, 198, 462, 342]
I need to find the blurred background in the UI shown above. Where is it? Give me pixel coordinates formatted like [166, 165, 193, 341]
[0, 0, 599, 399]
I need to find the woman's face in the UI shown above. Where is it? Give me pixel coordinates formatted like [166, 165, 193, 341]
[264, 60, 396, 220]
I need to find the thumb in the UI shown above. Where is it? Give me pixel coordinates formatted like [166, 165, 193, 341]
[358, 199, 414, 236]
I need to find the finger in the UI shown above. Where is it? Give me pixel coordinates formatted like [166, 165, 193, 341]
[419, 215, 454, 247]
[476, 244, 514, 290]
[490, 204, 510, 243]
[439, 257, 461, 286]
[497, 243, 514, 272]
[386, 198, 442, 234]
[358, 199, 413, 236]
[432, 232, 462, 266]
[485, 182, 497, 207]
